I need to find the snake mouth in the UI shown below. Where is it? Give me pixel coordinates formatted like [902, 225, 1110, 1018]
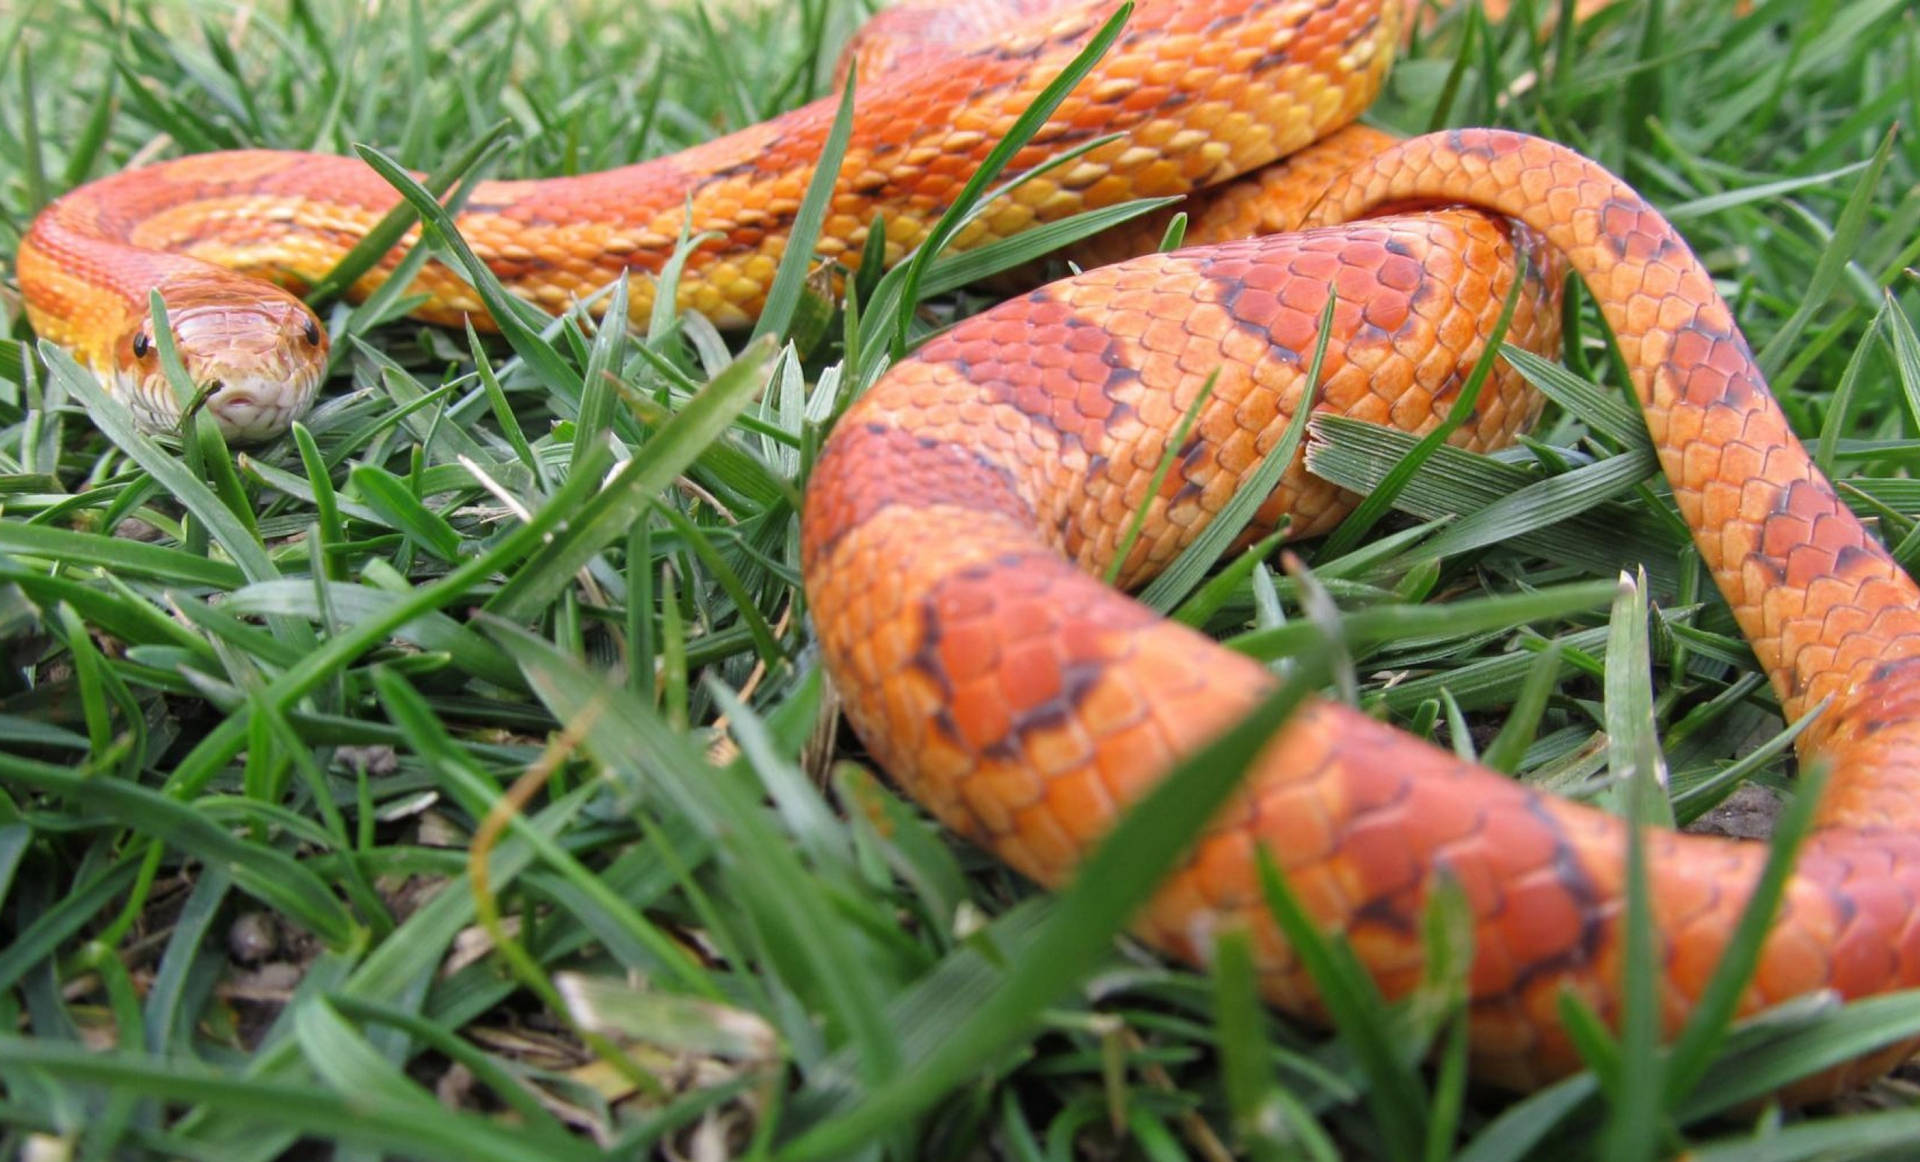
[108, 287, 329, 443]
[125, 369, 314, 444]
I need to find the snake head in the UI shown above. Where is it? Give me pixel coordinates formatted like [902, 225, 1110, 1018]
[113, 277, 329, 444]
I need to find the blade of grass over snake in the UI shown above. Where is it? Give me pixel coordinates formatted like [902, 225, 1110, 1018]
[750, 63, 857, 345]
[1664, 760, 1829, 1101]
[874, 2, 1132, 357]
[1254, 846, 1429, 1162]
[1602, 725, 1663, 1162]
[1673, 992, 1920, 1122]
[914, 195, 1181, 297]
[1139, 294, 1335, 612]
[1106, 368, 1219, 587]
[305, 121, 512, 306]
[352, 144, 584, 396]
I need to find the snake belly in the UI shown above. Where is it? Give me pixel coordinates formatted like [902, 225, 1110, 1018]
[801, 127, 1920, 1094]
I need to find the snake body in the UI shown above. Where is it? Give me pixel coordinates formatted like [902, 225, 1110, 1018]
[21, 0, 1920, 1095]
[20, 0, 1392, 439]
[804, 110, 1920, 1090]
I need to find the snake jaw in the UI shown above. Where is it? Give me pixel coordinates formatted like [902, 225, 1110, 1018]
[111, 284, 328, 443]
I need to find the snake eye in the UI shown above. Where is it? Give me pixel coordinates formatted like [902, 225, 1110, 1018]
[302, 318, 322, 347]
[131, 332, 151, 359]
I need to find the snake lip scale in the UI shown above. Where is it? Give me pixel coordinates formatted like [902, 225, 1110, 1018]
[19, 0, 1920, 1100]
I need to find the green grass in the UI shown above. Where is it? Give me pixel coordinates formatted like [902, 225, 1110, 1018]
[1, 0, 1918, 1158]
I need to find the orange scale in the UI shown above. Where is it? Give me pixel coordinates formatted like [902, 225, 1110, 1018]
[1140, 289, 1196, 324]
[1461, 922, 1531, 999]
[1716, 436, 1765, 481]
[997, 638, 1065, 709]
[1276, 275, 1334, 318]
[1360, 292, 1411, 332]
[947, 676, 1013, 748]
[1074, 677, 1152, 744]
[1809, 510, 1871, 555]
[1064, 351, 1113, 389]
[1142, 315, 1195, 355]
[1652, 294, 1702, 334]
[1664, 906, 1740, 1003]
[955, 769, 1032, 841]
[1025, 721, 1097, 779]
[1830, 904, 1915, 998]
[1387, 385, 1443, 432]
[1230, 288, 1287, 332]
[1833, 632, 1892, 678]
[1855, 575, 1917, 616]
[1816, 600, 1875, 646]
[1752, 922, 1834, 1004]
[1734, 476, 1781, 524]
[1331, 262, 1384, 305]
[1336, 810, 1428, 901]
[1028, 343, 1072, 372]
[1394, 779, 1493, 852]
[1137, 873, 1216, 959]
[1679, 441, 1724, 486]
[1785, 544, 1839, 591]
[934, 615, 1004, 684]
[1820, 879, 1912, 991]
[1182, 829, 1259, 910]
[990, 316, 1046, 348]
[1044, 767, 1121, 841]
[1010, 800, 1084, 879]
[1265, 857, 1357, 929]
[932, 576, 997, 624]
[1433, 305, 1481, 353]
[1497, 871, 1596, 970]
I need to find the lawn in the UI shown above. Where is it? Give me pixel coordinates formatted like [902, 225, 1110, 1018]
[1, 0, 1918, 1159]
